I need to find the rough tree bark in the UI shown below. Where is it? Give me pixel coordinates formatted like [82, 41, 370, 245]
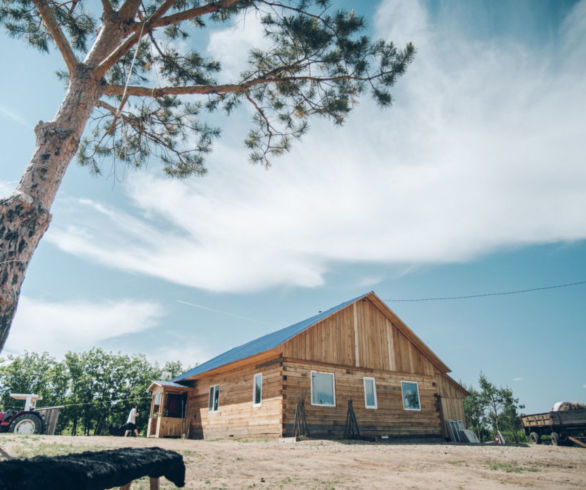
[0, 72, 104, 349]
[0, 4, 136, 349]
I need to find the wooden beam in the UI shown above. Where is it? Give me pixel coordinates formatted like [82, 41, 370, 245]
[353, 302, 360, 367]
[385, 320, 396, 371]
[569, 436, 586, 448]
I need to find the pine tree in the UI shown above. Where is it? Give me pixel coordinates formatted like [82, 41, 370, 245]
[0, 0, 414, 350]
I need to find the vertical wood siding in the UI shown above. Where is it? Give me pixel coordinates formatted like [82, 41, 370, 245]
[282, 298, 436, 376]
[434, 373, 467, 431]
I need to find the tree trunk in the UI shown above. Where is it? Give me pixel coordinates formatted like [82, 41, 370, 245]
[0, 67, 103, 351]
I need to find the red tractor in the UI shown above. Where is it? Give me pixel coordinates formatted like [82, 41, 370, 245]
[0, 394, 46, 434]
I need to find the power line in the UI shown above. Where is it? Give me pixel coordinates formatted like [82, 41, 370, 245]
[4, 394, 152, 411]
[383, 279, 586, 303]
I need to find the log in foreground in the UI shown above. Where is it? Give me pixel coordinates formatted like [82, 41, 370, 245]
[0, 447, 185, 490]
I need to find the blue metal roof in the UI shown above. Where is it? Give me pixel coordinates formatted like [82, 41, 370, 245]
[173, 292, 370, 381]
[153, 380, 189, 388]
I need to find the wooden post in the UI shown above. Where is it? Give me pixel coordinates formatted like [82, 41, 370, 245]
[150, 477, 160, 489]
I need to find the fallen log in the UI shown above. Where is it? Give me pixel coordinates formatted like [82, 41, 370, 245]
[0, 447, 185, 490]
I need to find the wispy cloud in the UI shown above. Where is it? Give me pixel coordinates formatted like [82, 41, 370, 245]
[4, 297, 164, 357]
[0, 105, 30, 128]
[207, 10, 270, 82]
[513, 377, 525, 382]
[47, 0, 586, 293]
[0, 180, 16, 198]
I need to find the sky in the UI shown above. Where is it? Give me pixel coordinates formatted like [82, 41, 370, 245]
[1, 0, 585, 414]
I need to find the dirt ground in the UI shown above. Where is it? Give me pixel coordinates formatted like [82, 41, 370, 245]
[1, 434, 585, 489]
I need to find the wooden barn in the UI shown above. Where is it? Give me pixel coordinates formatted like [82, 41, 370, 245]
[146, 292, 467, 440]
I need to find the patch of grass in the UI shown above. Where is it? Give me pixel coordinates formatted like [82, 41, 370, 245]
[447, 460, 468, 467]
[311, 477, 340, 490]
[486, 461, 539, 473]
[10, 442, 112, 459]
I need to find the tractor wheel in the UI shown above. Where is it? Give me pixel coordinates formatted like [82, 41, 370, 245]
[529, 432, 541, 444]
[9, 413, 44, 435]
[551, 431, 560, 446]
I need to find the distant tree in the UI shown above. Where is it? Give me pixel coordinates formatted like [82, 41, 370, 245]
[464, 373, 525, 443]
[160, 360, 185, 380]
[0, 0, 415, 351]
[462, 386, 487, 442]
[62, 348, 157, 434]
[0, 349, 166, 435]
[0, 351, 67, 409]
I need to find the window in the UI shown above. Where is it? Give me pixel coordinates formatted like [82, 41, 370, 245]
[363, 377, 377, 409]
[311, 371, 335, 407]
[208, 385, 220, 412]
[401, 381, 421, 411]
[253, 373, 262, 406]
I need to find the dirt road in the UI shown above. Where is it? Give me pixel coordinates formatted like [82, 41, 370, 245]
[1, 435, 585, 489]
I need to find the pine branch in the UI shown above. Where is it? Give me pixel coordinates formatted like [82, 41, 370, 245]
[31, 0, 78, 72]
[118, 0, 142, 21]
[94, 0, 177, 79]
[153, 0, 243, 29]
[100, 0, 114, 16]
[103, 72, 381, 97]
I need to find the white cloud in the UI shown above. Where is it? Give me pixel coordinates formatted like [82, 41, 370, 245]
[148, 345, 211, 370]
[0, 180, 15, 198]
[207, 10, 271, 82]
[513, 377, 525, 382]
[47, 0, 586, 292]
[4, 297, 164, 357]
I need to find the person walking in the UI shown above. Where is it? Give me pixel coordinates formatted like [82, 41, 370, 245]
[124, 404, 140, 437]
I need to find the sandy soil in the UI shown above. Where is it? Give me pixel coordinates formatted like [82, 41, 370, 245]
[1, 434, 585, 489]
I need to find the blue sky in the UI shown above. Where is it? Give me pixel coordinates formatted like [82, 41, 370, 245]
[1, 0, 585, 414]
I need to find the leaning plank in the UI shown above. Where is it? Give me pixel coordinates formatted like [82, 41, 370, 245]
[0, 447, 185, 490]
[568, 436, 586, 448]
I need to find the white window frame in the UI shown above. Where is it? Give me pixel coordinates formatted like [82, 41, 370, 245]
[208, 384, 220, 413]
[363, 377, 378, 409]
[253, 373, 262, 407]
[310, 370, 336, 407]
[400, 380, 421, 411]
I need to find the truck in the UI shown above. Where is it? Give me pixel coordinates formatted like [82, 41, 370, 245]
[521, 407, 586, 447]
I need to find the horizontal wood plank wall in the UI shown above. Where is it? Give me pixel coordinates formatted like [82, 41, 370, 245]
[186, 358, 283, 439]
[282, 359, 442, 438]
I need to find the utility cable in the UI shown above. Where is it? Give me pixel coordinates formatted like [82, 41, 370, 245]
[384, 279, 586, 303]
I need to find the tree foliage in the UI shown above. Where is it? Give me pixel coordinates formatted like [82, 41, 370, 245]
[0, 0, 414, 352]
[1, 0, 414, 173]
[0, 349, 188, 435]
[464, 373, 526, 443]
